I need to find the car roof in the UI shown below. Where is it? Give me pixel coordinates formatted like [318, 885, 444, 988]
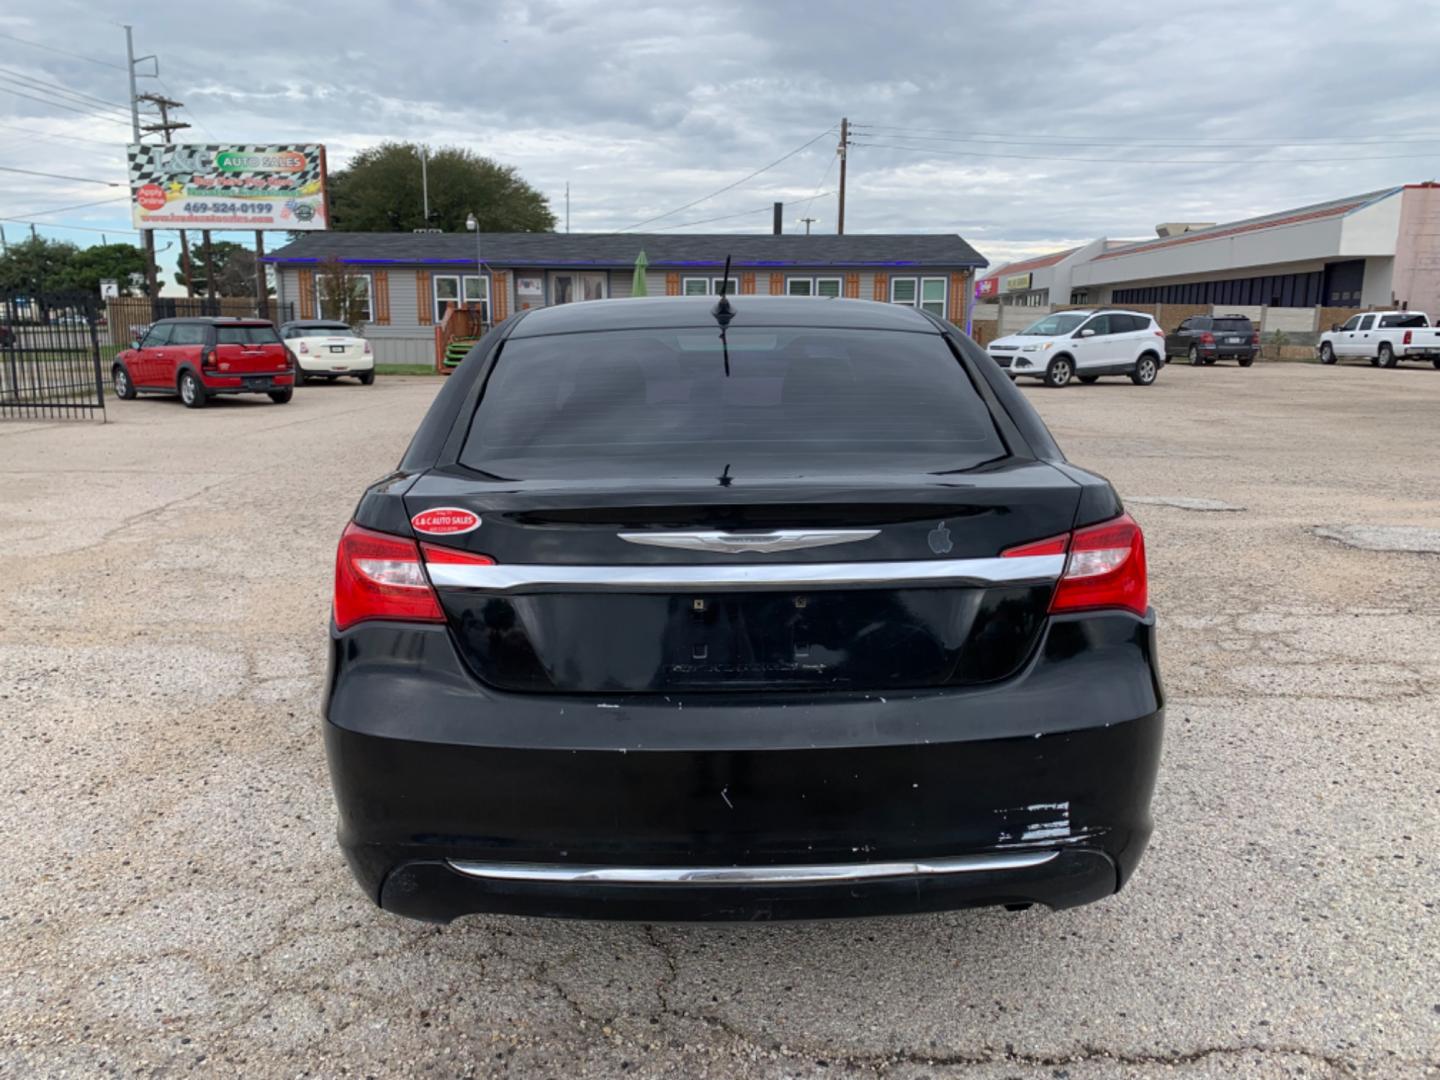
[506, 295, 939, 339]
[155, 316, 275, 326]
[280, 319, 354, 328]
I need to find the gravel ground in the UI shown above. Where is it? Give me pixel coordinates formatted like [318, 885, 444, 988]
[1, 362, 1437, 1079]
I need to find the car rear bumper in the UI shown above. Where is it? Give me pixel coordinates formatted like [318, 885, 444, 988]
[323, 611, 1164, 923]
[199, 373, 294, 393]
[298, 358, 374, 374]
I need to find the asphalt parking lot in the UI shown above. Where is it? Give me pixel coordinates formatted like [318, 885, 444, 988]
[2, 361, 1438, 1079]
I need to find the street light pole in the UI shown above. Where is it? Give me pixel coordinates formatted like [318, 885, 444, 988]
[466, 212, 483, 325]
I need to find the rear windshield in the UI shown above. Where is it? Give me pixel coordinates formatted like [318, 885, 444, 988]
[1212, 318, 1252, 331]
[460, 328, 1005, 479]
[216, 325, 280, 345]
[1378, 314, 1428, 328]
[291, 324, 353, 337]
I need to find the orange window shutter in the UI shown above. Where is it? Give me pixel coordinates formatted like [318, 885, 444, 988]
[769, 272, 784, 295]
[492, 272, 508, 322]
[665, 272, 681, 296]
[872, 273, 889, 301]
[949, 272, 965, 319]
[298, 269, 315, 319]
[416, 271, 432, 325]
[845, 273, 860, 299]
[373, 270, 390, 325]
[740, 271, 756, 295]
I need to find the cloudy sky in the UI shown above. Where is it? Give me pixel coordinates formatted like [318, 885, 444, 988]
[3, 0, 1440, 285]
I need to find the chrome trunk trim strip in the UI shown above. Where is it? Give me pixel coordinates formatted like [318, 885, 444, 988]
[424, 554, 1066, 592]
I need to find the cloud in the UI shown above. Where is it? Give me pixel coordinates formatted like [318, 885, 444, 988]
[2, 0, 1438, 275]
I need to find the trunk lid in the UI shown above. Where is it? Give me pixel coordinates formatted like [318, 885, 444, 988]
[213, 324, 290, 375]
[406, 461, 1080, 694]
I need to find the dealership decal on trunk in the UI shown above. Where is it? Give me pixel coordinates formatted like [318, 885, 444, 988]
[410, 507, 481, 535]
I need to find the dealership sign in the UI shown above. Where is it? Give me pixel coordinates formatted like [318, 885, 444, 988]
[1003, 272, 1033, 292]
[127, 144, 329, 231]
[975, 277, 998, 299]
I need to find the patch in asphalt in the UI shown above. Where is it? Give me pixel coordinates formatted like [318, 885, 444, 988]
[1313, 524, 1440, 553]
[1127, 495, 1246, 512]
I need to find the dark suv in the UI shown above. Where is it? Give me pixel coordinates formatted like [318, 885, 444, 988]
[1164, 314, 1258, 366]
[113, 317, 295, 408]
[324, 296, 1164, 923]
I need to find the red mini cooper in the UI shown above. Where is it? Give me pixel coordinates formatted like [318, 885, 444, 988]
[113, 317, 295, 407]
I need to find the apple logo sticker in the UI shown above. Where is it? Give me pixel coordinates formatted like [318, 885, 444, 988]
[928, 521, 953, 555]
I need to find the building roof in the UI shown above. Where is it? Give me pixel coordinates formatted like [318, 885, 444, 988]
[263, 231, 987, 270]
[1094, 187, 1400, 261]
[978, 246, 1080, 283]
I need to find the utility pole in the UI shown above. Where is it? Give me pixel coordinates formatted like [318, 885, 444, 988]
[799, 216, 817, 235]
[124, 26, 160, 304]
[420, 145, 429, 222]
[837, 117, 849, 236]
[138, 91, 192, 301]
[202, 230, 216, 301]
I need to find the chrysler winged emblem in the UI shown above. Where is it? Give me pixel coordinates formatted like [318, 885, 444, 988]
[618, 529, 879, 554]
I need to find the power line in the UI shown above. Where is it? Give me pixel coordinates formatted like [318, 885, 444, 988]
[853, 122, 1440, 146]
[0, 85, 132, 124]
[0, 30, 125, 70]
[0, 120, 119, 147]
[0, 164, 122, 186]
[649, 195, 838, 231]
[850, 139, 1440, 166]
[616, 126, 837, 231]
[0, 65, 131, 115]
[799, 151, 838, 224]
[7, 195, 131, 220]
[1, 217, 140, 237]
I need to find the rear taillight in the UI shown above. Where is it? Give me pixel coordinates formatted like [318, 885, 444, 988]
[333, 523, 495, 631]
[1200, 332, 1215, 345]
[1403, 330, 1412, 345]
[200, 345, 217, 370]
[363, 340, 372, 355]
[297, 341, 310, 354]
[1003, 513, 1147, 617]
[1251, 331, 1261, 345]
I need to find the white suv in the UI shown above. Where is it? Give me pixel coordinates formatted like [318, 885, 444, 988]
[987, 309, 1166, 388]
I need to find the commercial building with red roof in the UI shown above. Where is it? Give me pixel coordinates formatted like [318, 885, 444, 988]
[979, 184, 1440, 315]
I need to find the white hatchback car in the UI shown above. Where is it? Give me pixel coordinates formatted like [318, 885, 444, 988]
[280, 320, 375, 385]
[987, 309, 1165, 388]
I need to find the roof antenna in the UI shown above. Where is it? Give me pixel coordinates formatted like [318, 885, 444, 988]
[711, 255, 735, 327]
[712, 254, 734, 377]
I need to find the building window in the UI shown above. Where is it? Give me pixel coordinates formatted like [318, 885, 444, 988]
[891, 276, 947, 317]
[683, 277, 739, 296]
[1070, 290, 1089, 305]
[434, 273, 490, 323]
[787, 276, 843, 298]
[316, 273, 372, 322]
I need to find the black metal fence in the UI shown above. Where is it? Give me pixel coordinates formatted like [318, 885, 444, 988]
[1, 292, 106, 421]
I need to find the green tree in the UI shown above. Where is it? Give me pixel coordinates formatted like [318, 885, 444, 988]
[67, 243, 147, 296]
[173, 240, 261, 296]
[328, 143, 556, 233]
[0, 237, 80, 294]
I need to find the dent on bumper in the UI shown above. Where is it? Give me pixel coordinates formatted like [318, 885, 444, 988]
[323, 612, 1164, 922]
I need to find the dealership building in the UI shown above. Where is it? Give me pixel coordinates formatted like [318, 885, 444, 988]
[977, 183, 1440, 316]
[264, 231, 986, 365]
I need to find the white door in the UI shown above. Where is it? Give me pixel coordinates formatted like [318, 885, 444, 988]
[1334, 314, 1362, 357]
[550, 271, 607, 304]
[1071, 314, 1122, 371]
[1351, 313, 1376, 358]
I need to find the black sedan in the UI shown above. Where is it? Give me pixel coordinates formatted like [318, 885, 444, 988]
[323, 295, 1164, 923]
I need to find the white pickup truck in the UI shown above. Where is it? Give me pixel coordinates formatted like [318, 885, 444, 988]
[1317, 311, 1440, 368]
